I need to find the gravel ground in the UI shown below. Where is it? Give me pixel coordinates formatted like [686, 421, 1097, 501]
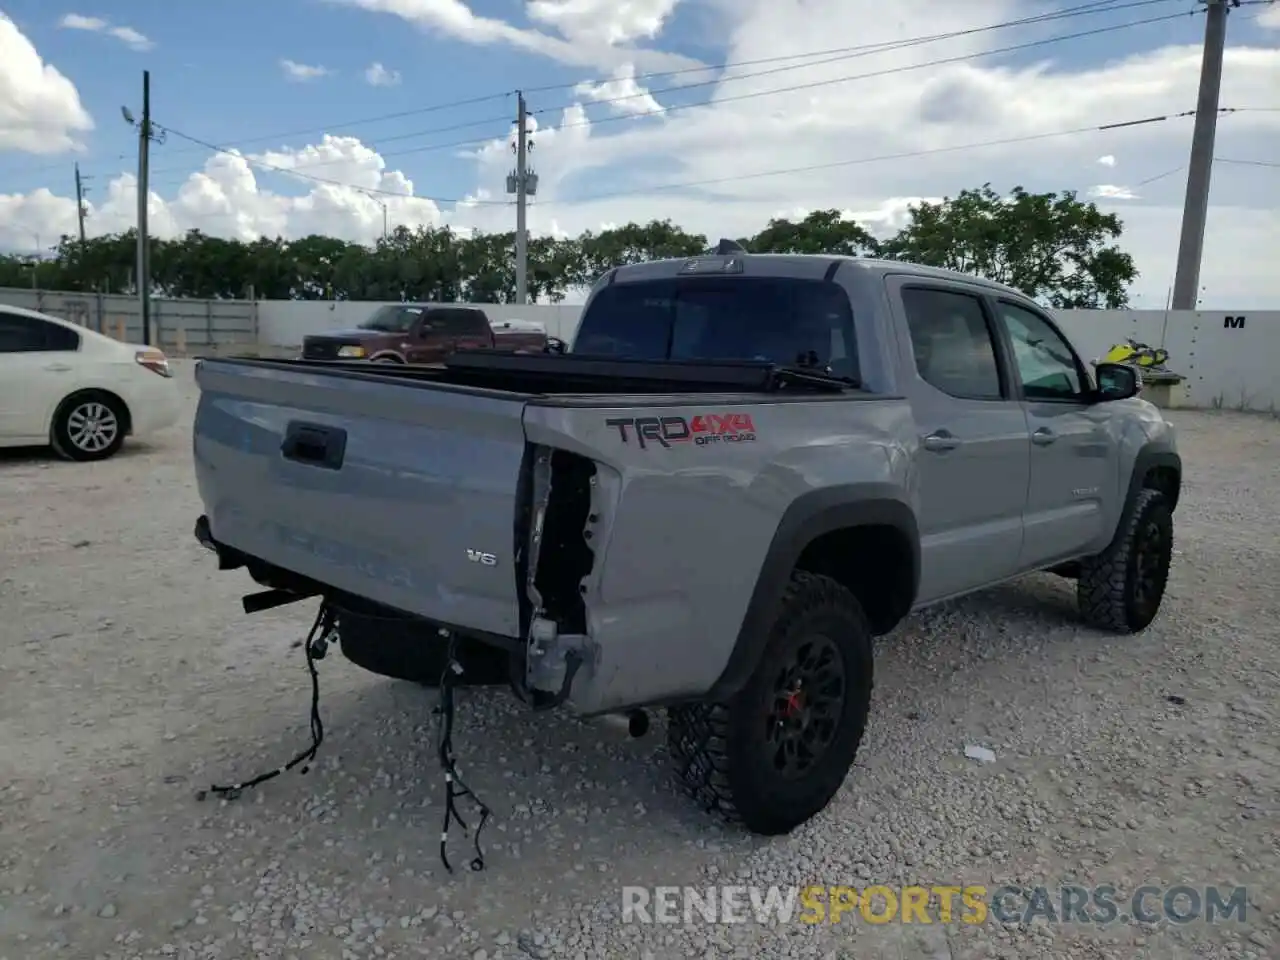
[1, 363, 1277, 960]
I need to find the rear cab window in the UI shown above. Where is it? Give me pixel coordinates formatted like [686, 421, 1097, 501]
[430, 308, 492, 337]
[572, 276, 859, 380]
[360, 305, 424, 333]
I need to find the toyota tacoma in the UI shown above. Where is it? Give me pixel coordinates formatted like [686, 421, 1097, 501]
[191, 247, 1180, 836]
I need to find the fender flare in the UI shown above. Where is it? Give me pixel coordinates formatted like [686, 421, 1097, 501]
[706, 484, 920, 700]
[1116, 444, 1181, 537]
[367, 350, 407, 363]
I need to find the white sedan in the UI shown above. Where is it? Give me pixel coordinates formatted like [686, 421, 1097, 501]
[0, 304, 181, 461]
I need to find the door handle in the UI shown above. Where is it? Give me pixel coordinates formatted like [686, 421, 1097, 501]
[1032, 427, 1057, 446]
[922, 430, 960, 452]
[43, 363, 72, 372]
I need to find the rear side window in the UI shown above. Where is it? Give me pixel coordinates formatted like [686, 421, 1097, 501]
[572, 277, 858, 379]
[0, 312, 81, 353]
[360, 305, 423, 332]
[429, 308, 490, 335]
[900, 287, 1003, 400]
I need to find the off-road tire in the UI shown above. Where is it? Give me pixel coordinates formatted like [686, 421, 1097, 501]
[1077, 488, 1173, 633]
[337, 608, 511, 686]
[667, 571, 875, 835]
[51, 391, 128, 462]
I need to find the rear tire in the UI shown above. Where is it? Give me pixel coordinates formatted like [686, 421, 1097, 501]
[667, 571, 874, 835]
[337, 608, 511, 686]
[1077, 488, 1173, 633]
[51, 391, 128, 462]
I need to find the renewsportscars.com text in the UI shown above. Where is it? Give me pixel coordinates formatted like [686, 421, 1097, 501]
[621, 884, 1249, 926]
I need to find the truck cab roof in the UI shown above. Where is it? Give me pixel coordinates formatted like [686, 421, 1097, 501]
[603, 252, 1028, 300]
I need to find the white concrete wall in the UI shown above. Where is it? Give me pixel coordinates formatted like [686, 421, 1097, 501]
[255, 299, 1279, 412]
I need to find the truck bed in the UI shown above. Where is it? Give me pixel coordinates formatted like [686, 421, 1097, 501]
[192, 351, 904, 711]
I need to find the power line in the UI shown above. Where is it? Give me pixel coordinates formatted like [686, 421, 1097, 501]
[153, 91, 516, 161]
[534, 8, 1199, 140]
[1215, 156, 1280, 167]
[151, 4, 1193, 185]
[1134, 165, 1187, 185]
[146, 0, 1181, 183]
[155, 125, 512, 204]
[534, 0, 1188, 121]
[146, 0, 1169, 166]
[540, 107, 1222, 206]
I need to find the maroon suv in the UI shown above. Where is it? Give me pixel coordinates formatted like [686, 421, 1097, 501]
[301, 304, 548, 364]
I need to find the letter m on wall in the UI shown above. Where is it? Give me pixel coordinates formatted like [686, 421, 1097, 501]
[1224, 315, 1246, 329]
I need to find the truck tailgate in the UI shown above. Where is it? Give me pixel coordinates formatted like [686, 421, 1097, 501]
[193, 359, 529, 637]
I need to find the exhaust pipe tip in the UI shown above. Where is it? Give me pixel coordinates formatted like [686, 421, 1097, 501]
[627, 709, 650, 738]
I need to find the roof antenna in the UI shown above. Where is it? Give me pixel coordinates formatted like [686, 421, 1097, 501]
[715, 238, 746, 255]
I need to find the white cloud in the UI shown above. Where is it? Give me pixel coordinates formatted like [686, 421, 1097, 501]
[1258, 4, 1280, 30]
[0, 12, 93, 153]
[1089, 184, 1138, 200]
[526, 0, 678, 47]
[281, 59, 331, 81]
[5, 0, 1280, 307]
[364, 62, 401, 86]
[1097, 154, 1116, 167]
[574, 63, 664, 116]
[58, 13, 107, 30]
[58, 12, 153, 50]
[0, 138, 444, 252]
[327, 0, 700, 72]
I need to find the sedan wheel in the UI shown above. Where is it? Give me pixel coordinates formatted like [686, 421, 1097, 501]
[52, 394, 127, 462]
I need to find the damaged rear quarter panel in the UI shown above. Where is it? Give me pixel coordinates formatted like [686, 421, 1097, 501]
[521, 393, 917, 714]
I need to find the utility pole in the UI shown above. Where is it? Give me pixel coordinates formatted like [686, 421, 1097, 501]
[506, 92, 538, 305]
[122, 70, 162, 344]
[74, 163, 88, 245]
[1171, 0, 1234, 311]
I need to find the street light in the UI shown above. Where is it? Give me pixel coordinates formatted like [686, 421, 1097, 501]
[27, 230, 42, 290]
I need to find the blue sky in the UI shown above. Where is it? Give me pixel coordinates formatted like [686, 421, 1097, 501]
[3, 0, 1272, 200]
[1, 0, 1278, 305]
[2, 0, 719, 200]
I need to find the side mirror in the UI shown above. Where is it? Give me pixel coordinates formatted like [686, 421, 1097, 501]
[544, 337, 567, 355]
[1094, 362, 1140, 402]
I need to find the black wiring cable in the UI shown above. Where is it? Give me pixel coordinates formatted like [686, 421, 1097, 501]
[434, 633, 491, 873]
[195, 603, 334, 802]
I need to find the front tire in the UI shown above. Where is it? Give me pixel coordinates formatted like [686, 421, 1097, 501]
[1077, 488, 1173, 633]
[51, 392, 127, 462]
[667, 571, 874, 835]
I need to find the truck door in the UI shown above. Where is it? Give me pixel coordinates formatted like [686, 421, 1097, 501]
[888, 279, 1032, 604]
[404, 310, 451, 364]
[445, 308, 496, 352]
[989, 298, 1117, 568]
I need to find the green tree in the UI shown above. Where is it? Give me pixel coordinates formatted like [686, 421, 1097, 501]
[573, 220, 707, 287]
[748, 209, 879, 257]
[878, 183, 1137, 308]
[0, 186, 1140, 307]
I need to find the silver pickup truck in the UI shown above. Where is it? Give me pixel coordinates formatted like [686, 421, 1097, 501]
[191, 250, 1180, 836]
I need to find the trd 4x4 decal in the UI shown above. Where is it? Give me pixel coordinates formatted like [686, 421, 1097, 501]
[605, 413, 757, 449]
